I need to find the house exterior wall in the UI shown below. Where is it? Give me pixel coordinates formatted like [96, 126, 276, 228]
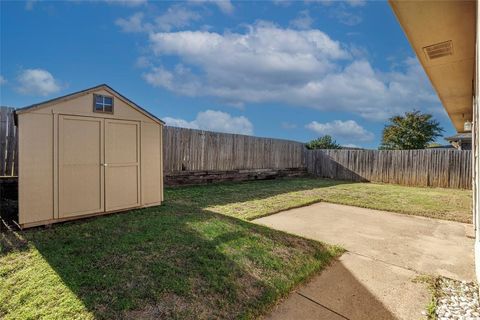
[388, 0, 478, 281]
[475, 1, 480, 282]
[17, 88, 163, 227]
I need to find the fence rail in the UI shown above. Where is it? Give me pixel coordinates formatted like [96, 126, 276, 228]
[0, 107, 17, 177]
[306, 149, 472, 189]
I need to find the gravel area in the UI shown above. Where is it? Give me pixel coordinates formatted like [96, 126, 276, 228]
[436, 278, 480, 320]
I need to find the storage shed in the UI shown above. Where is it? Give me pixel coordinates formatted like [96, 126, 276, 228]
[15, 84, 164, 228]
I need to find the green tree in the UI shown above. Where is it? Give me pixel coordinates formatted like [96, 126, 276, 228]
[306, 135, 341, 150]
[380, 110, 444, 150]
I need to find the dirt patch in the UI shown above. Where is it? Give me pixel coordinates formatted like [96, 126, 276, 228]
[0, 229, 28, 256]
[124, 292, 228, 320]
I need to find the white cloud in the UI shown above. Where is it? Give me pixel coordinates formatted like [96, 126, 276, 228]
[342, 143, 361, 148]
[310, 1, 363, 26]
[309, 0, 365, 7]
[345, 0, 366, 7]
[141, 23, 439, 121]
[213, 0, 234, 14]
[0, 76, 6, 85]
[116, 12, 146, 33]
[189, 0, 234, 14]
[25, 0, 37, 10]
[272, 0, 291, 7]
[164, 110, 253, 135]
[155, 5, 201, 31]
[163, 117, 199, 129]
[281, 122, 297, 129]
[290, 10, 314, 30]
[330, 7, 362, 26]
[306, 120, 374, 142]
[17, 69, 61, 96]
[116, 6, 201, 33]
[103, 0, 147, 7]
[145, 24, 350, 99]
[135, 56, 152, 68]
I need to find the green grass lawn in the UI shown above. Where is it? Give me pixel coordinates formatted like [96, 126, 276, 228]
[0, 177, 471, 320]
[1, 180, 344, 320]
[172, 178, 471, 223]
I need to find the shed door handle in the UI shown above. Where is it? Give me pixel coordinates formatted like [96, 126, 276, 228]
[101, 163, 108, 167]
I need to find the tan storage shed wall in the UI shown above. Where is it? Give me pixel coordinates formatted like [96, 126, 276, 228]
[18, 113, 54, 224]
[17, 87, 163, 227]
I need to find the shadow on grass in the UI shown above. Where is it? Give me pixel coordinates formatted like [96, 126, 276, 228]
[2, 206, 333, 319]
[165, 177, 355, 208]
[1, 178, 396, 319]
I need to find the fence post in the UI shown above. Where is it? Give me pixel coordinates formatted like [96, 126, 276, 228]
[0, 107, 17, 177]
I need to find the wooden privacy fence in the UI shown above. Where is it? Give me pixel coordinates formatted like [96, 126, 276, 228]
[163, 126, 306, 173]
[0, 106, 473, 189]
[0, 108, 306, 176]
[306, 149, 472, 189]
[0, 107, 17, 177]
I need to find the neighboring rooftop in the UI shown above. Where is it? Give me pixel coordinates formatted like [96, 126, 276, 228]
[445, 132, 472, 150]
[445, 132, 472, 142]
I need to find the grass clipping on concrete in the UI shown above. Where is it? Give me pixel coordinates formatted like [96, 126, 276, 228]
[0, 183, 343, 320]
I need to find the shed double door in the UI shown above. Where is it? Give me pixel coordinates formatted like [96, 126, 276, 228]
[58, 115, 140, 218]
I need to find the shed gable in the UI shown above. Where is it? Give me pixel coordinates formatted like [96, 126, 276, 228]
[17, 85, 163, 125]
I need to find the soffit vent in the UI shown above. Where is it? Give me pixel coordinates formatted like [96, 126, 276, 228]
[423, 40, 453, 60]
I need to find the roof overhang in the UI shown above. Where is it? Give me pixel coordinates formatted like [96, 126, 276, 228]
[389, 0, 476, 133]
[445, 132, 472, 143]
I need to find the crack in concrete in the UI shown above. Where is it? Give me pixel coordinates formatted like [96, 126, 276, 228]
[296, 292, 351, 320]
[346, 251, 420, 274]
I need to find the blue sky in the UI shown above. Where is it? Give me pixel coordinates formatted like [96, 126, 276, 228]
[0, 0, 455, 148]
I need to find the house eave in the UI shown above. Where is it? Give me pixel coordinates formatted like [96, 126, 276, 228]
[389, 0, 476, 133]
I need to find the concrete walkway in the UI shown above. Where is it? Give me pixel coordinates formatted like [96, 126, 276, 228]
[254, 202, 475, 320]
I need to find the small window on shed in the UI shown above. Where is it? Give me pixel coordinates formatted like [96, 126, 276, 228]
[93, 94, 114, 113]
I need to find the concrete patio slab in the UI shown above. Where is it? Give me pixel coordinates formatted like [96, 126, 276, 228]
[254, 202, 475, 281]
[256, 203, 475, 319]
[265, 253, 430, 320]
